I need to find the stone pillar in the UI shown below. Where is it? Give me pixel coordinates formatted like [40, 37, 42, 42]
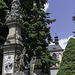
[2, 44, 23, 75]
[1, 0, 25, 75]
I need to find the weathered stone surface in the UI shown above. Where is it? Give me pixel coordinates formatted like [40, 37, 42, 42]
[2, 0, 25, 75]
[5, 0, 24, 46]
[30, 57, 36, 75]
[30, 73, 37, 75]
[6, 0, 24, 25]
[15, 71, 26, 75]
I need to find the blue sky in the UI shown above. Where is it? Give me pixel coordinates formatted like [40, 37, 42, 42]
[44, 0, 75, 49]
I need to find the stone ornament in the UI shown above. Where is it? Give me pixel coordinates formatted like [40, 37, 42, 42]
[4, 55, 14, 74]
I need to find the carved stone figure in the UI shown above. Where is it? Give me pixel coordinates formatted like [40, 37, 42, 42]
[6, 0, 23, 24]
[30, 57, 37, 75]
[4, 55, 14, 73]
[15, 47, 26, 73]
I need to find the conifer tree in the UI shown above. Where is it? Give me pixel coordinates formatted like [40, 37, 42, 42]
[57, 38, 75, 75]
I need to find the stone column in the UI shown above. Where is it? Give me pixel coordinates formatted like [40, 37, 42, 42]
[1, 0, 25, 75]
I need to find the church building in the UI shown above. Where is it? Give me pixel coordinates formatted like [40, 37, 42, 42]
[47, 35, 64, 75]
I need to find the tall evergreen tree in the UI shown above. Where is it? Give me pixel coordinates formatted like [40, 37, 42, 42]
[57, 38, 75, 75]
[0, 0, 56, 74]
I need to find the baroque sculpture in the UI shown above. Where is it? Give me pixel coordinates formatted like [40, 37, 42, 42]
[1, 0, 26, 75]
[2, 0, 37, 75]
[15, 47, 26, 74]
[6, 0, 23, 24]
[30, 57, 37, 75]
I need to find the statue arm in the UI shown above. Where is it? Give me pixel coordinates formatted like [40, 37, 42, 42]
[23, 47, 26, 56]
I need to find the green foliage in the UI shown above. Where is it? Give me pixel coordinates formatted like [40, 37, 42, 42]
[0, 0, 7, 24]
[21, 0, 55, 74]
[0, 0, 8, 74]
[57, 38, 75, 75]
[21, 0, 56, 73]
[0, 0, 8, 44]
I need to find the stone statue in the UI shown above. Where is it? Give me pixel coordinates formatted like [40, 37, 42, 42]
[6, 0, 24, 24]
[18, 47, 26, 71]
[30, 57, 37, 75]
[15, 47, 26, 74]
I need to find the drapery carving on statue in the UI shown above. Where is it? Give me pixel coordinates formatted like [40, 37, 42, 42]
[15, 47, 26, 73]
[30, 57, 36, 74]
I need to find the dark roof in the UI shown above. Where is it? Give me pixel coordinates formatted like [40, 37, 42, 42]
[47, 44, 64, 52]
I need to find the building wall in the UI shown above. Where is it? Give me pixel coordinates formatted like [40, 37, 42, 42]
[50, 68, 58, 75]
[50, 51, 63, 62]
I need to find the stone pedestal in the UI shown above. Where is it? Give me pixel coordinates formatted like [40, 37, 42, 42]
[2, 44, 23, 75]
[30, 73, 37, 75]
[15, 71, 26, 75]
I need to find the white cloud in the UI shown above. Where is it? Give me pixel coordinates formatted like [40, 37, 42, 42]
[59, 36, 74, 49]
[44, 3, 49, 11]
[59, 38, 68, 49]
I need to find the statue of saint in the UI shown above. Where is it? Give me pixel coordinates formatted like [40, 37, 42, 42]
[15, 47, 26, 73]
[30, 57, 37, 75]
[18, 47, 26, 71]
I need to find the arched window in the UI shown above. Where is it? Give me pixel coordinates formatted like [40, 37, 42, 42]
[53, 53, 57, 59]
[59, 53, 62, 62]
